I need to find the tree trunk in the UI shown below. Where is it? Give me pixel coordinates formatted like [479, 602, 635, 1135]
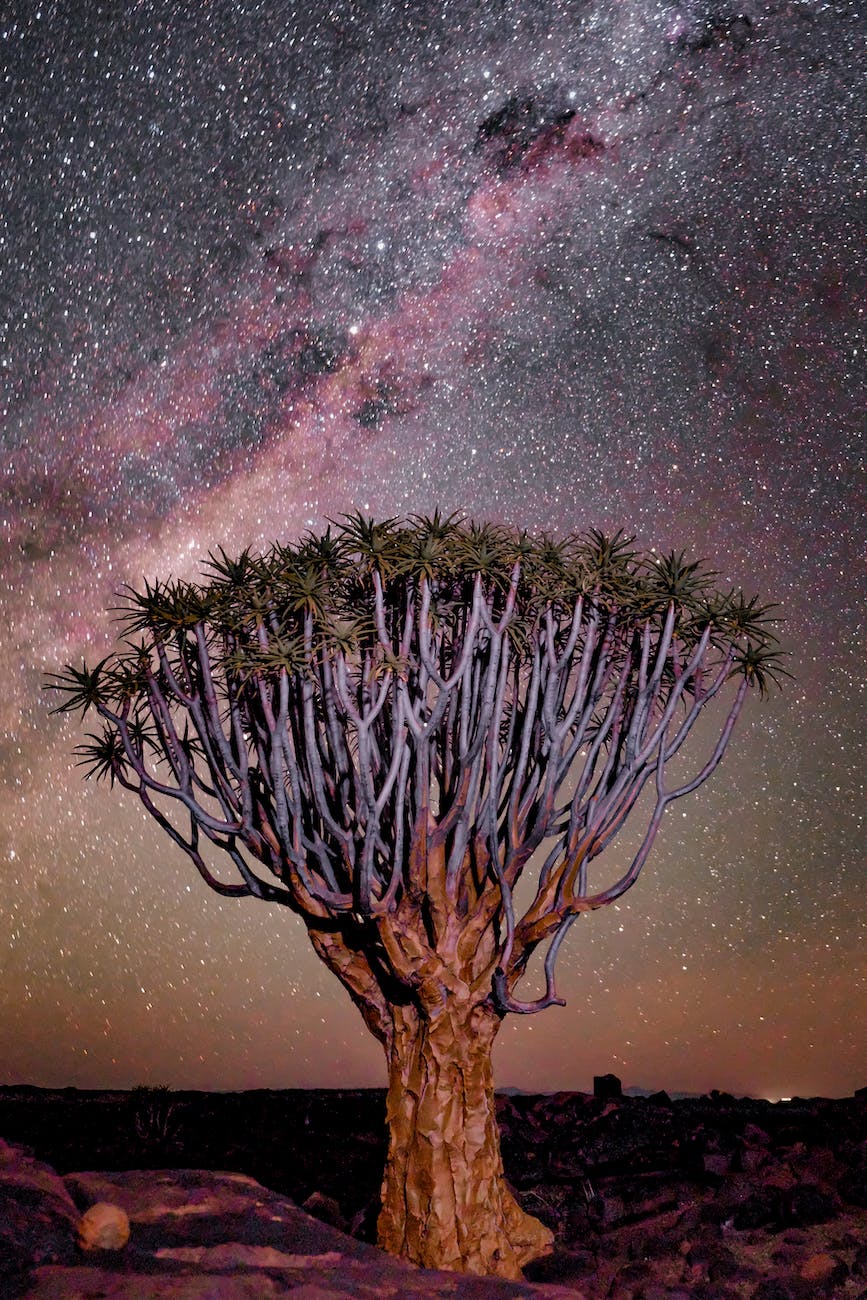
[377, 999, 553, 1279]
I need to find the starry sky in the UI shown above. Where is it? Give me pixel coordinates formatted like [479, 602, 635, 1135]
[1, 0, 864, 1100]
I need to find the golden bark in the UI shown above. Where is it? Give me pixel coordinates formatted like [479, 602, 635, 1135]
[377, 999, 553, 1279]
[306, 927, 393, 1049]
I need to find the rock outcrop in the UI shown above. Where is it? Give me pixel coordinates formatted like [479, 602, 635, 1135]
[1, 1150, 582, 1298]
[0, 1138, 80, 1277]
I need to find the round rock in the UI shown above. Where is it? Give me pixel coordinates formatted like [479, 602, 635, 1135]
[76, 1202, 131, 1251]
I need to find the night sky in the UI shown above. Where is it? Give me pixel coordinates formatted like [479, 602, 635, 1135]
[1, 1, 864, 1100]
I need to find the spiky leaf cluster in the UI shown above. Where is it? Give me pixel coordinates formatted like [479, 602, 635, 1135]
[50, 515, 783, 722]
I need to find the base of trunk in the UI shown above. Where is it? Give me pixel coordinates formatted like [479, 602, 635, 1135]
[377, 1002, 553, 1279]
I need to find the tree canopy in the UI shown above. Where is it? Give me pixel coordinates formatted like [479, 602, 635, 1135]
[49, 512, 785, 1020]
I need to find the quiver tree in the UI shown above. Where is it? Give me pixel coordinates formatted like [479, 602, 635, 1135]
[49, 513, 786, 1279]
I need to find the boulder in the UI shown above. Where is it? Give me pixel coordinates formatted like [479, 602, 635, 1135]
[76, 1202, 131, 1251]
[779, 1184, 836, 1227]
[798, 1251, 847, 1284]
[702, 1152, 732, 1178]
[593, 1074, 622, 1101]
[647, 1092, 671, 1108]
[524, 1246, 598, 1284]
[301, 1191, 347, 1233]
[732, 1189, 779, 1230]
[686, 1241, 740, 1282]
[739, 1145, 770, 1174]
[0, 1139, 79, 1275]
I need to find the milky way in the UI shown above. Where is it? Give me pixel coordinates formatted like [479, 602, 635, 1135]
[1, 1, 864, 1097]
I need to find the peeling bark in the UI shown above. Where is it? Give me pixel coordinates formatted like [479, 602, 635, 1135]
[306, 924, 403, 1052]
[377, 1000, 553, 1279]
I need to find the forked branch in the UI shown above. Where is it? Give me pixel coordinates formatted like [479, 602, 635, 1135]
[48, 515, 785, 1020]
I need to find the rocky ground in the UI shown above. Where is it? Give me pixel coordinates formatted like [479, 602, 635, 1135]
[0, 1082, 865, 1297]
